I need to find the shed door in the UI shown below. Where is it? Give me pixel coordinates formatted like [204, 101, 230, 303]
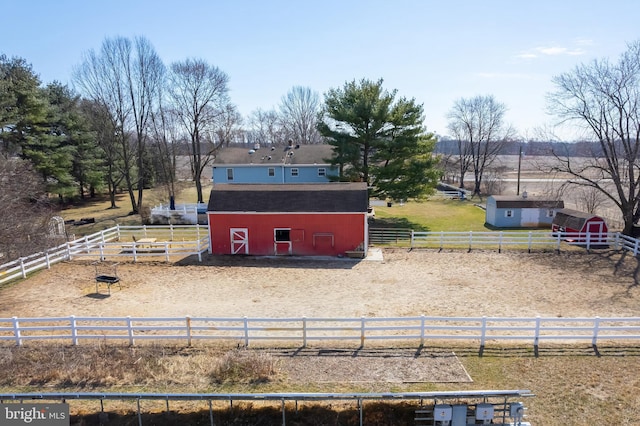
[521, 208, 538, 226]
[587, 221, 605, 243]
[230, 228, 249, 254]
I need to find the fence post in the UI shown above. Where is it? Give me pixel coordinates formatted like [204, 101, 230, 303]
[411, 230, 415, 249]
[556, 232, 562, 253]
[170, 223, 174, 241]
[19, 258, 26, 279]
[634, 238, 640, 256]
[45, 251, 51, 269]
[592, 316, 600, 348]
[613, 232, 620, 250]
[12, 317, 22, 346]
[84, 235, 90, 254]
[534, 316, 541, 353]
[360, 316, 366, 347]
[480, 316, 487, 352]
[70, 315, 78, 346]
[186, 316, 192, 347]
[244, 316, 250, 347]
[165, 242, 170, 263]
[528, 232, 533, 253]
[127, 316, 135, 346]
[66, 242, 72, 260]
[439, 231, 444, 251]
[132, 244, 138, 263]
[586, 231, 592, 252]
[420, 315, 425, 347]
[302, 316, 307, 347]
[498, 232, 503, 253]
[143, 225, 148, 237]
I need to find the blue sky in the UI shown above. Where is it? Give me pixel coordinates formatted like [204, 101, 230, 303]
[3, 0, 640, 140]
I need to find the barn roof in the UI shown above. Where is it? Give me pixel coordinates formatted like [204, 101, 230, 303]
[207, 183, 368, 213]
[489, 195, 564, 209]
[213, 145, 334, 165]
[552, 208, 605, 230]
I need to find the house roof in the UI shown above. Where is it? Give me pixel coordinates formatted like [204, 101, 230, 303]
[489, 195, 565, 209]
[552, 208, 606, 230]
[207, 183, 368, 213]
[213, 145, 334, 166]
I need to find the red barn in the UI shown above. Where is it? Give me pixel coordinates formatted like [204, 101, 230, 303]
[207, 183, 369, 257]
[551, 208, 608, 244]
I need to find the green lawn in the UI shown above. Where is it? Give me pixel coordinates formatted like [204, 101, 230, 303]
[371, 199, 488, 232]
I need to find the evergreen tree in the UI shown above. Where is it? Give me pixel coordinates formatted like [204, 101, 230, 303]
[318, 78, 439, 201]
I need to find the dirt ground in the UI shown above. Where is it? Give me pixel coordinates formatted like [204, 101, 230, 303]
[1, 248, 639, 385]
[2, 248, 639, 320]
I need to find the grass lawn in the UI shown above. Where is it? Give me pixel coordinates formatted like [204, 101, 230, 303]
[372, 198, 488, 232]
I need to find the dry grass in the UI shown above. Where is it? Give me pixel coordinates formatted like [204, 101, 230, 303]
[1, 342, 640, 425]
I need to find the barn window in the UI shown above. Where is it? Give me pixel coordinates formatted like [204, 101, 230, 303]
[268, 167, 275, 177]
[318, 168, 326, 177]
[291, 168, 299, 177]
[226, 168, 234, 181]
[275, 228, 291, 241]
[505, 210, 513, 218]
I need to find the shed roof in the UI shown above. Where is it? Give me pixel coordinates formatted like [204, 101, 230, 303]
[207, 183, 368, 213]
[552, 208, 606, 230]
[213, 145, 334, 166]
[489, 195, 564, 209]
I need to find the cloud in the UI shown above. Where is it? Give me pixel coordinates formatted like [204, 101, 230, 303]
[536, 46, 585, 56]
[514, 44, 587, 60]
[476, 72, 540, 80]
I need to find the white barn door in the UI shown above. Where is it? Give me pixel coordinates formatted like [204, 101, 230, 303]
[230, 228, 249, 254]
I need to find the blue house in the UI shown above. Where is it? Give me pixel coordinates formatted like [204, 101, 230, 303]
[485, 195, 565, 228]
[212, 144, 338, 184]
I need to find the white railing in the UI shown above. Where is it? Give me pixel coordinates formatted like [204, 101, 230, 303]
[408, 230, 631, 253]
[1, 315, 638, 350]
[0, 225, 209, 285]
[150, 202, 207, 225]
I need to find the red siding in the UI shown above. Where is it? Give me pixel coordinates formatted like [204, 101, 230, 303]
[208, 213, 366, 256]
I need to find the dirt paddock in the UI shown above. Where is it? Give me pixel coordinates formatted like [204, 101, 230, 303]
[2, 248, 639, 320]
[1, 248, 640, 386]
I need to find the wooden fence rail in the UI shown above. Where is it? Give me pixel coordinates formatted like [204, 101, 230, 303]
[1, 315, 639, 351]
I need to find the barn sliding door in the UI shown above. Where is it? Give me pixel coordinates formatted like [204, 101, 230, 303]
[230, 228, 249, 254]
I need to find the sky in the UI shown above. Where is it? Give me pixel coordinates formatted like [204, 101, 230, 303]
[3, 0, 640, 141]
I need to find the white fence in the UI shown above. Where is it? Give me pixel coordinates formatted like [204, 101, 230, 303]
[367, 228, 640, 254]
[0, 225, 210, 285]
[149, 202, 207, 225]
[1, 315, 638, 350]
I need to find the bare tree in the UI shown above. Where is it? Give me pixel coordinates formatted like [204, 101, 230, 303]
[0, 157, 56, 262]
[73, 36, 164, 214]
[149, 93, 181, 208]
[548, 40, 640, 235]
[167, 58, 230, 203]
[279, 86, 321, 144]
[447, 95, 513, 198]
[247, 108, 286, 146]
[215, 103, 243, 147]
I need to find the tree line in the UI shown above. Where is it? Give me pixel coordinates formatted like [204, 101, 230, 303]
[3, 35, 640, 263]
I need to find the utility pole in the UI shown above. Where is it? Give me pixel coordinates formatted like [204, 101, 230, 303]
[516, 145, 522, 196]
